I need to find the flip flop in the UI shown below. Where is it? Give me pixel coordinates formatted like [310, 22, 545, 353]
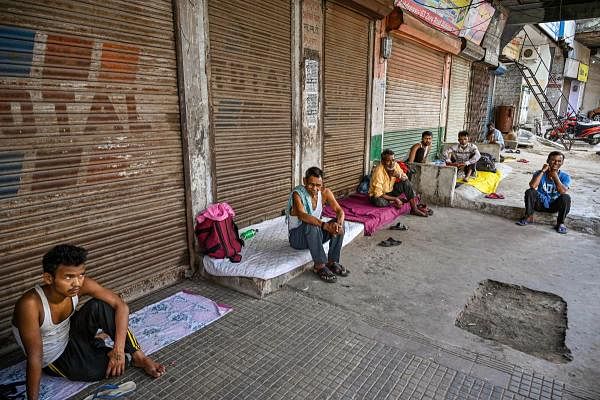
[390, 222, 408, 231]
[556, 224, 567, 234]
[378, 238, 401, 247]
[485, 193, 505, 199]
[516, 159, 529, 163]
[84, 381, 137, 400]
[386, 237, 402, 245]
[516, 218, 532, 226]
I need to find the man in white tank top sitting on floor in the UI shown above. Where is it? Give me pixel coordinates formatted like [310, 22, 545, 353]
[12, 244, 165, 400]
[287, 167, 349, 283]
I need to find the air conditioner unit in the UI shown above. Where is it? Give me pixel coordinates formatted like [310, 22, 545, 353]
[521, 47, 539, 61]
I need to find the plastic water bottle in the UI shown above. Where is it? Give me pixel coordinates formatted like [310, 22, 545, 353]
[240, 229, 258, 240]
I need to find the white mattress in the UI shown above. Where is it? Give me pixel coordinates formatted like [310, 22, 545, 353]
[203, 216, 364, 280]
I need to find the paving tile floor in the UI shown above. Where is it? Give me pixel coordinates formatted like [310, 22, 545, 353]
[71, 280, 596, 400]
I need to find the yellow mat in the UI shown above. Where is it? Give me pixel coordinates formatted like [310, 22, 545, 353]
[457, 170, 503, 194]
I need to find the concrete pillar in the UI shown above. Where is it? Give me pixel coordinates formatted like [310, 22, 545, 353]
[369, 19, 386, 166]
[298, 0, 323, 183]
[173, 0, 213, 271]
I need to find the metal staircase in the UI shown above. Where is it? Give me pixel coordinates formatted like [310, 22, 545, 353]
[504, 31, 576, 150]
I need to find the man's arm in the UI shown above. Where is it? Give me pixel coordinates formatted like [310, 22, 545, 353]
[13, 294, 43, 400]
[467, 147, 481, 165]
[443, 147, 453, 163]
[407, 144, 419, 163]
[323, 188, 344, 235]
[80, 278, 129, 378]
[529, 167, 547, 189]
[291, 192, 322, 227]
[550, 171, 569, 194]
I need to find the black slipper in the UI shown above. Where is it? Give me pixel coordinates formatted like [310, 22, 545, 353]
[390, 222, 408, 231]
[378, 238, 401, 247]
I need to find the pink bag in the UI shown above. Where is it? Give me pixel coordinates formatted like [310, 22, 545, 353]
[195, 203, 243, 262]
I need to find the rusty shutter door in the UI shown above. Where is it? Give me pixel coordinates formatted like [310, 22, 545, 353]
[446, 56, 471, 142]
[0, 1, 187, 349]
[208, 0, 292, 226]
[384, 35, 445, 159]
[323, 2, 369, 194]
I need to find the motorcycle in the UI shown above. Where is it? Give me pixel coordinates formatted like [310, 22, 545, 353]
[544, 114, 600, 145]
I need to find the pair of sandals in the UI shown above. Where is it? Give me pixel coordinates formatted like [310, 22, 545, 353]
[314, 262, 349, 283]
[485, 192, 505, 199]
[378, 237, 402, 247]
[516, 218, 568, 234]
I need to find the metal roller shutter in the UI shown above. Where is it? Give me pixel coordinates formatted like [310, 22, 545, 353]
[0, 0, 187, 348]
[446, 56, 471, 142]
[323, 2, 369, 194]
[383, 34, 445, 159]
[208, 0, 292, 226]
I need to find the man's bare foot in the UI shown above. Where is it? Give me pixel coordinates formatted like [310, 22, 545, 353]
[132, 351, 166, 378]
[411, 208, 428, 217]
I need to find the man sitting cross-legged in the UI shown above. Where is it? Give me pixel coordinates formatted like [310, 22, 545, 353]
[369, 149, 428, 217]
[12, 244, 165, 400]
[444, 130, 481, 181]
[287, 166, 349, 283]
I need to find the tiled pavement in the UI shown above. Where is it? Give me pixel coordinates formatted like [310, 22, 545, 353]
[72, 279, 598, 400]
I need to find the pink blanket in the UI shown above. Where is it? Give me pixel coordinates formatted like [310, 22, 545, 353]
[323, 193, 411, 236]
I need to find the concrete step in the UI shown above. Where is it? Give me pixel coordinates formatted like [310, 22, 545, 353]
[453, 185, 600, 236]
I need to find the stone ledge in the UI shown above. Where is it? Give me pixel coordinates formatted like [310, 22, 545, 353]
[198, 262, 312, 299]
[409, 163, 457, 207]
[452, 193, 600, 236]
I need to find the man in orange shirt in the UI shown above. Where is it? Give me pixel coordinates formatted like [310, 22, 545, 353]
[368, 149, 428, 217]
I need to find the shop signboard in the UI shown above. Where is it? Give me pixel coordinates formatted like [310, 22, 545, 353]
[395, 0, 495, 45]
[502, 31, 524, 60]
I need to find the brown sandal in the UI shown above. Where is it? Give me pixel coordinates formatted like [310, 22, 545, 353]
[314, 266, 337, 283]
[328, 262, 349, 277]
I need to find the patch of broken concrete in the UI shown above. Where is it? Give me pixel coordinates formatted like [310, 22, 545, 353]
[456, 279, 572, 363]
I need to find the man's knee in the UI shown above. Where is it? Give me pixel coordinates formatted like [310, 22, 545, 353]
[557, 193, 571, 205]
[370, 196, 389, 207]
[81, 299, 112, 314]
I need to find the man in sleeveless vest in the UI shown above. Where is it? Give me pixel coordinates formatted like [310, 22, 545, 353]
[286, 167, 349, 283]
[12, 244, 165, 400]
[406, 131, 433, 164]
